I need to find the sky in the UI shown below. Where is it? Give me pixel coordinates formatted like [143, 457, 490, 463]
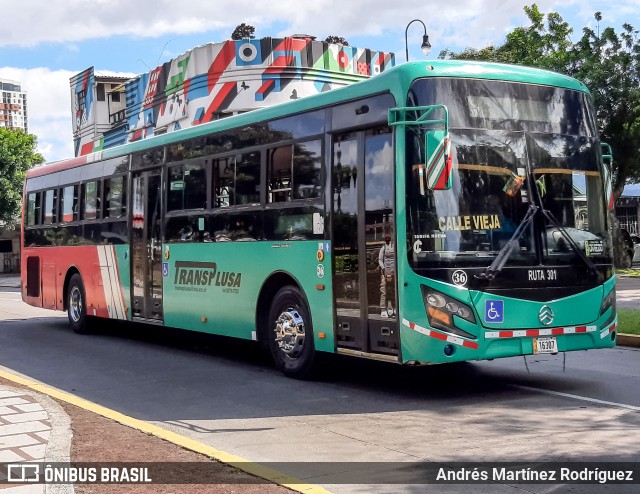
[1, 0, 639, 163]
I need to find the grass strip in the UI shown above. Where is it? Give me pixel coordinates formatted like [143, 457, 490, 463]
[617, 308, 640, 335]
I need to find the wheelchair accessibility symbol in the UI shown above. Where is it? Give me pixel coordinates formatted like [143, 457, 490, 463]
[484, 300, 504, 323]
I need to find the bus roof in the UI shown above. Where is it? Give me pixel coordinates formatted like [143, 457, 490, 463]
[28, 60, 589, 180]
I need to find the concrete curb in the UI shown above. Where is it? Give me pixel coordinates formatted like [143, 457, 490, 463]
[40, 390, 74, 494]
[618, 333, 640, 348]
[0, 369, 331, 494]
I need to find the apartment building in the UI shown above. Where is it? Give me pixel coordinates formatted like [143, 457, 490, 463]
[0, 79, 28, 272]
[0, 79, 28, 132]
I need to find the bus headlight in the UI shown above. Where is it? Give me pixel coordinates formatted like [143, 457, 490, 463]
[600, 287, 616, 316]
[426, 293, 446, 308]
[421, 286, 476, 338]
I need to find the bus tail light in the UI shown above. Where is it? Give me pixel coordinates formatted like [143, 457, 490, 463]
[422, 286, 477, 338]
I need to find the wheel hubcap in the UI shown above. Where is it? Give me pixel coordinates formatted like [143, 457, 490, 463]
[274, 308, 305, 358]
[70, 286, 82, 322]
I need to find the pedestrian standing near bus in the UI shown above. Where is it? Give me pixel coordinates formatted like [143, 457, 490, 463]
[379, 234, 395, 318]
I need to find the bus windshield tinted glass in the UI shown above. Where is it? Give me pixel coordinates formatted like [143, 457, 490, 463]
[406, 78, 611, 270]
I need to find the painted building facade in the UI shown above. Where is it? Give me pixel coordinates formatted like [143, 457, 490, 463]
[71, 37, 395, 157]
[0, 79, 28, 133]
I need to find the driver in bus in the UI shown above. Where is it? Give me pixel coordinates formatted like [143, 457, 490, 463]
[379, 234, 396, 318]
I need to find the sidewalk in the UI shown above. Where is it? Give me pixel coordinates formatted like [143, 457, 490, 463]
[0, 386, 72, 493]
[0, 375, 296, 494]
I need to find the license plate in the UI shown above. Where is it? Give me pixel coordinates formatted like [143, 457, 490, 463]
[533, 336, 558, 354]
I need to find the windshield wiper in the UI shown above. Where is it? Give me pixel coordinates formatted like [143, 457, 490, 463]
[527, 164, 597, 275]
[476, 204, 539, 281]
[541, 209, 597, 275]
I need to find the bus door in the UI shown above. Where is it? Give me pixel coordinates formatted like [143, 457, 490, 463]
[131, 169, 163, 321]
[331, 128, 399, 356]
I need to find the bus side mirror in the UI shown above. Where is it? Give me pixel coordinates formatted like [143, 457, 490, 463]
[425, 129, 452, 190]
[601, 142, 613, 170]
[388, 103, 451, 191]
[601, 142, 614, 211]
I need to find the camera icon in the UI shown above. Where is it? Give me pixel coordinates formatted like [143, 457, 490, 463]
[7, 464, 40, 483]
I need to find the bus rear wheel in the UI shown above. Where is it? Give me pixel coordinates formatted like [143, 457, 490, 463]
[67, 273, 89, 334]
[267, 286, 316, 379]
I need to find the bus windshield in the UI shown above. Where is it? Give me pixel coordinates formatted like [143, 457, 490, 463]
[405, 78, 612, 271]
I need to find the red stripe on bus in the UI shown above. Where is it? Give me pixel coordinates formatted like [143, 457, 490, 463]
[552, 328, 564, 335]
[499, 331, 513, 338]
[576, 326, 587, 333]
[430, 331, 448, 341]
[462, 340, 479, 349]
[526, 329, 539, 337]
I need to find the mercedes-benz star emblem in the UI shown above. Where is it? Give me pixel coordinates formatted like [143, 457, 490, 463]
[539, 305, 554, 326]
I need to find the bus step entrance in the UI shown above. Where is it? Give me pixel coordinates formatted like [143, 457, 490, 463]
[336, 319, 399, 356]
[367, 320, 399, 355]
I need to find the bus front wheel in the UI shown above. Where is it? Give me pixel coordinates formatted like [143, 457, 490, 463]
[67, 273, 89, 334]
[267, 286, 316, 379]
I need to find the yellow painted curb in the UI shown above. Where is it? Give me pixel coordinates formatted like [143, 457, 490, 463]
[0, 369, 331, 494]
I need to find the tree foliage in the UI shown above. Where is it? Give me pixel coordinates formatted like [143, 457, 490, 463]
[439, 5, 574, 71]
[325, 35, 349, 46]
[0, 128, 44, 225]
[231, 23, 256, 40]
[439, 4, 640, 202]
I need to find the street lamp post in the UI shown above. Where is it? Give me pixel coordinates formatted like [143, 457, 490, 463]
[404, 19, 432, 61]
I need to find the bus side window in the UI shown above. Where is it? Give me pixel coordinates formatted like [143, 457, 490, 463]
[167, 166, 185, 212]
[184, 163, 206, 210]
[27, 192, 40, 226]
[167, 163, 207, 212]
[61, 185, 79, 223]
[213, 157, 235, 208]
[294, 140, 322, 200]
[82, 180, 101, 220]
[268, 145, 293, 203]
[268, 140, 322, 203]
[104, 176, 126, 218]
[43, 189, 58, 225]
[236, 152, 260, 205]
[35, 192, 42, 225]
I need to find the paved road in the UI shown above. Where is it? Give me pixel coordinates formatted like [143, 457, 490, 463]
[1, 288, 639, 493]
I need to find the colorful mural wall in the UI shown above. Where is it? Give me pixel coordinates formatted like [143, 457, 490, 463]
[71, 37, 395, 157]
[70, 67, 95, 153]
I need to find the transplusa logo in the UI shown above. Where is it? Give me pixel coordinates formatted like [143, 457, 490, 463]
[173, 261, 242, 293]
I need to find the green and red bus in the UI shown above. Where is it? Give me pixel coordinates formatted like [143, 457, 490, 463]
[22, 61, 617, 378]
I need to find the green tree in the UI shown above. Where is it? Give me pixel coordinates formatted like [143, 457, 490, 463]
[231, 23, 256, 40]
[570, 18, 640, 201]
[438, 4, 573, 68]
[0, 128, 44, 226]
[325, 35, 349, 46]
